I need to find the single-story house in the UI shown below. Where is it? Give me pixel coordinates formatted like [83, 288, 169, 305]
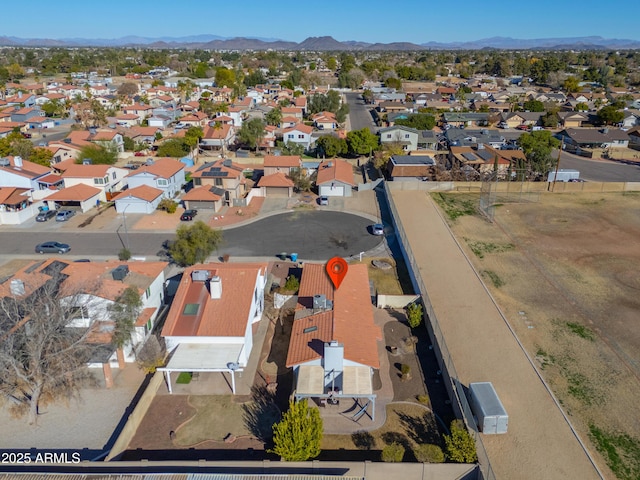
[387, 155, 436, 181]
[316, 159, 356, 197]
[113, 185, 164, 214]
[263, 155, 301, 176]
[287, 263, 380, 417]
[257, 172, 294, 197]
[44, 183, 102, 212]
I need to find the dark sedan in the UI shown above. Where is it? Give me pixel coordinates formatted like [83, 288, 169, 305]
[35, 241, 71, 254]
[36, 210, 57, 222]
[180, 209, 198, 221]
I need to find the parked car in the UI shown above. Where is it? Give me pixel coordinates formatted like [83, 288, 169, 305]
[35, 241, 71, 254]
[21, 132, 32, 139]
[516, 124, 529, 131]
[498, 122, 509, 129]
[371, 223, 385, 235]
[36, 210, 56, 222]
[180, 209, 198, 221]
[319, 196, 329, 206]
[55, 210, 75, 222]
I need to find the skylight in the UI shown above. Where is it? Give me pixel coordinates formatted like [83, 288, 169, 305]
[183, 303, 199, 315]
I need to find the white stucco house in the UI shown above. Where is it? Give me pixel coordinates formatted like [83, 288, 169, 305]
[125, 157, 186, 199]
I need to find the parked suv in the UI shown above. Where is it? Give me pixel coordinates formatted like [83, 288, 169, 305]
[319, 196, 329, 206]
[36, 210, 57, 222]
[55, 210, 75, 222]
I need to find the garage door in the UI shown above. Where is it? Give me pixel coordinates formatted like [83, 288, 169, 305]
[319, 185, 344, 197]
[115, 202, 150, 214]
[187, 201, 217, 210]
[266, 187, 289, 197]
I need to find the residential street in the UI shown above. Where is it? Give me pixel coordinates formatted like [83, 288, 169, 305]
[344, 92, 377, 132]
[554, 150, 640, 182]
[0, 211, 383, 261]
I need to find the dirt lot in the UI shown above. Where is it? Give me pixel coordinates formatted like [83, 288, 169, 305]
[440, 192, 640, 479]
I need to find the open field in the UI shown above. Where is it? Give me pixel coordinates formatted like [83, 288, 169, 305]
[439, 192, 640, 479]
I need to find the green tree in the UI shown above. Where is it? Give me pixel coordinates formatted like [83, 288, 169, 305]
[335, 104, 350, 124]
[326, 57, 337, 71]
[277, 141, 305, 156]
[237, 118, 265, 150]
[395, 113, 436, 130]
[522, 99, 545, 112]
[109, 286, 142, 349]
[563, 76, 580, 93]
[184, 126, 204, 151]
[347, 128, 379, 156]
[29, 147, 54, 167]
[381, 442, 405, 462]
[385, 77, 402, 90]
[215, 67, 236, 88]
[597, 105, 624, 125]
[156, 139, 190, 157]
[117, 82, 139, 96]
[270, 399, 323, 461]
[362, 89, 374, 104]
[244, 70, 266, 88]
[316, 136, 347, 158]
[517, 130, 560, 178]
[123, 136, 135, 152]
[169, 221, 223, 267]
[407, 302, 423, 328]
[76, 143, 118, 165]
[540, 111, 558, 128]
[373, 142, 404, 169]
[10, 138, 34, 160]
[41, 99, 66, 117]
[287, 168, 312, 192]
[444, 420, 477, 463]
[265, 107, 282, 126]
[414, 444, 445, 463]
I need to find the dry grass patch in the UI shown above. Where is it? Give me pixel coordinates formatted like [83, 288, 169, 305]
[349, 257, 404, 295]
[174, 395, 252, 446]
[322, 403, 440, 458]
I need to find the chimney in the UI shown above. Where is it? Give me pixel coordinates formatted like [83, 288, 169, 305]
[13, 156, 23, 168]
[209, 276, 222, 299]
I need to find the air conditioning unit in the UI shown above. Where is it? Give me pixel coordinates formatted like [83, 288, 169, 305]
[111, 265, 129, 281]
[191, 270, 210, 282]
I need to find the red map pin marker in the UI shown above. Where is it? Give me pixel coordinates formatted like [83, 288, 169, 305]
[326, 257, 348, 289]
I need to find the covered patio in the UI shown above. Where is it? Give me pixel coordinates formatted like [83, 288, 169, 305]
[294, 364, 376, 422]
[158, 343, 245, 394]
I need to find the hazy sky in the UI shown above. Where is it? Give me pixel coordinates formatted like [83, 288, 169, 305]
[2, 0, 639, 43]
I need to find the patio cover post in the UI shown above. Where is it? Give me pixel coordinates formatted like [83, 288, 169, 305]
[230, 368, 236, 394]
[165, 370, 173, 394]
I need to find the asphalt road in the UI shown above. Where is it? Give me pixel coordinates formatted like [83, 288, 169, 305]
[344, 92, 377, 132]
[0, 211, 383, 262]
[554, 150, 640, 182]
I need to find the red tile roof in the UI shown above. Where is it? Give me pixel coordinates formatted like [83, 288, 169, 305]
[0, 156, 50, 179]
[131, 157, 184, 179]
[0, 187, 29, 205]
[181, 185, 224, 201]
[283, 123, 313, 135]
[263, 155, 301, 168]
[257, 172, 294, 188]
[61, 164, 112, 178]
[316, 159, 356, 187]
[287, 263, 380, 369]
[113, 185, 163, 202]
[192, 159, 243, 179]
[162, 263, 268, 338]
[45, 183, 101, 201]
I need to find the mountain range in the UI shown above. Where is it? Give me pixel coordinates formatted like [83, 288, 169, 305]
[0, 34, 639, 50]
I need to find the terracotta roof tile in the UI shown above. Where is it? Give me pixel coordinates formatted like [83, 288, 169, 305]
[113, 185, 163, 202]
[0, 187, 29, 205]
[131, 157, 185, 179]
[316, 159, 356, 187]
[263, 155, 301, 168]
[287, 263, 380, 368]
[283, 123, 313, 135]
[257, 172, 294, 188]
[162, 263, 268, 338]
[181, 185, 224, 201]
[45, 183, 101, 201]
[61, 164, 111, 178]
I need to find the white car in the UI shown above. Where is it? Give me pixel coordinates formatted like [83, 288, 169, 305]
[372, 224, 384, 235]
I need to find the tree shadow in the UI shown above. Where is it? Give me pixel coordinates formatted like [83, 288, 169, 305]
[241, 385, 281, 449]
[381, 431, 411, 449]
[398, 411, 441, 446]
[352, 430, 376, 450]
